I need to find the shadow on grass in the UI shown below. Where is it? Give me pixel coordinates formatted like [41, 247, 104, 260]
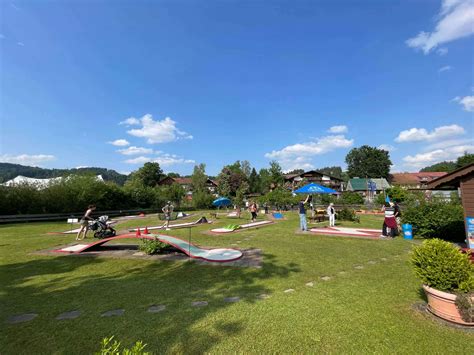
[1, 251, 300, 353]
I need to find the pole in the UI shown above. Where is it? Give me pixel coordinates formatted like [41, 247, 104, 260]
[188, 227, 191, 261]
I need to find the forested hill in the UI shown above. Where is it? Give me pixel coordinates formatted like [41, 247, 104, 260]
[0, 163, 128, 185]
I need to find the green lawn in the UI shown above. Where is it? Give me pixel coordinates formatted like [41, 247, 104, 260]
[1, 212, 472, 354]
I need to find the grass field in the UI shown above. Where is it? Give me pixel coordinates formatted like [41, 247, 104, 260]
[1, 212, 472, 354]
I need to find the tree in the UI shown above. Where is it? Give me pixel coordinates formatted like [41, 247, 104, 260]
[318, 166, 343, 179]
[286, 169, 304, 175]
[456, 152, 474, 169]
[167, 172, 180, 178]
[241, 160, 252, 178]
[269, 161, 284, 187]
[420, 161, 456, 173]
[345, 146, 392, 178]
[128, 162, 163, 187]
[248, 168, 261, 193]
[258, 168, 271, 194]
[217, 161, 248, 196]
[191, 163, 208, 192]
[159, 183, 185, 207]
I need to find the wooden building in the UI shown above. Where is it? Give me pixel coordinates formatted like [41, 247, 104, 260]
[427, 163, 474, 247]
[390, 172, 447, 189]
[157, 176, 219, 197]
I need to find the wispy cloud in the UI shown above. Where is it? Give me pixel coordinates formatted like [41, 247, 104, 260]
[438, 65, 452, 72]
[437, 47, 449, 55]
[108, 139, 130, 146]
[125, 114, 192, 144]
[0, 154, 55, 166]
[119, 117, 140, 126]
[403, 144, 474, 169]
[265, 133, 354, 171]
[378, 144, 396, 152]
[124, 153, 195, 166]
[117, 146, 153, 156]
[406, 0, 474, 54]
[452, 95, 474, 112]
[395, 124, 465, 142]
[328, 125, 348, 134]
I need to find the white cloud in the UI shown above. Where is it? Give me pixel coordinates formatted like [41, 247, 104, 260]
[426, 137, 474, 150]
[108, 139, 130, 146]
[328, 125, 348, 134]
[124, 152, 195, 166]
[0, 154, 55, 166]
[438, 65, 452, 72]
[75, 166, 90, 169]
[119, 117, 140, 126]
[403, 144, 474, 169]
[265, 134, 354, 171]
[126, 114, 192, 144]
[437, 47, 449, 55]
[453, 95, 474, 111]
[395, 124, 465, 142]
[17, 42, 24, 46]
[406, 0, 474, 54]
[117, 146, 153, 156]
[378, 144, 396, 152]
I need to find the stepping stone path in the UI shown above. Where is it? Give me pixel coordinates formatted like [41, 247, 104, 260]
[354, 265, 364, 270]
[192, 301, 208, 307]
[224, 296, 240, 303]
[305, 282, 314, 287]
[257, 294, 271, 300]
[101, 309, 124, 317]
[147, 305, 166, 313]
[6, 313, 37, 324]
[320, 276, 331, 281]
[367, 260, 377, 265]
[284, 288, 295, 293]
[56, 311, 81, 320]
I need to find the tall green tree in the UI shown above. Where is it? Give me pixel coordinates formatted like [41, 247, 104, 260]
[217, 161, 248, 196]
[248, 168, 261, 193]
[258, 168, 272, 194]
[241, 160, 252, 178]
[318, 166, 343, 179]
[128, 162, 164, 187]
[269, 161, 284, 187]
[456, 152, 474, 169]
[191, 163, 208, 192]
[345, 146, 392, 178]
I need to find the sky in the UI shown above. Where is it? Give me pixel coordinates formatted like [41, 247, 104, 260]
[0, 0, 473, 176]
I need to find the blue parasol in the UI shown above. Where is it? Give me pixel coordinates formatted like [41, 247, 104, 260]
[212, 197, 232, 207]
[293, 183, 338, 195]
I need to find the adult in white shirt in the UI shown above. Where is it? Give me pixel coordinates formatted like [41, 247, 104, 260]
[327, 203, 336, 227]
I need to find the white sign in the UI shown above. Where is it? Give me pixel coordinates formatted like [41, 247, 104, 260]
[67, 218, 79, 224]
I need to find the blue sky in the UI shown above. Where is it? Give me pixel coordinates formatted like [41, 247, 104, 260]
[1, 0, 473, 176]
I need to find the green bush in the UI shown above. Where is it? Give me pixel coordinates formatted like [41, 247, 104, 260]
[96, 336, 150, 355]
[402, 200, 465, 242]
[411, 239, 473, 293]
[192, 190, 214, 209]
[337, 207, 360, 222]
[340, 192, 364, 205]
[138, 237, 169, 255]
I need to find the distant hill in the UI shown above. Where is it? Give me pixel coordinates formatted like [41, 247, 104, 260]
[0, 163, 128, 185]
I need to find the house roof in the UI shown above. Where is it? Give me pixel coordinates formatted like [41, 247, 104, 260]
[427, 163, 474, 189]
[348, 178, 390, 191]
[284, 170, 343, 181]
[391, 172, 447, 185]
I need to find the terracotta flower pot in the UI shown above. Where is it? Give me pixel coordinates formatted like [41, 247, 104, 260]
[423, 285, 473, 326]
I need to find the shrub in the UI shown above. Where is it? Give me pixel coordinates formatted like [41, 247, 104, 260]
[340, 192, 364, 205]
[337, 208, 360, 222]
[96, 336, 150, 355]
[138, 237, 169, 255]
[411, 239, 473, 293]
[402, 200, 465, 242]
[192, 190, 214, 209]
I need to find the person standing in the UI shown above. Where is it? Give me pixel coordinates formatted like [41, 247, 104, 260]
[76, 204, 96, 240]
[162, 201, 174, 230]
[393, 201, 402, 230]
[327, 202, 336, 227]
[249, 201, 258, 222]
[298, 195, 310, 231]
[381, 202, 397, 238]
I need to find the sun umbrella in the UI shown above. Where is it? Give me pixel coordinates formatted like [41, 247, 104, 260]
[293, 183, 338, 195]
[212, 197, 232, 207]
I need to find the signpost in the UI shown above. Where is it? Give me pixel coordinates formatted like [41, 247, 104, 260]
[466, 217, 474, 249]
[67, 218, 79, 233]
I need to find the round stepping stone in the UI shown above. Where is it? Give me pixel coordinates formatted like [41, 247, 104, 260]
[6, 313, 37, 324]
[305, 282, 314, 287]
[320, 276, 331, 281]
[101, 309, 124, 317]
[55, 310, 81, 320]
[224, 296, 240, 303]
[147, 305, 166, 313]
[284, 288, 295, 293]
[354, 265, 364, 270]
[192, 301, 208, 307]
[257, 293, 270, 300]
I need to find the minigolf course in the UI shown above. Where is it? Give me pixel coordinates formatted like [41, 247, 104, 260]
[211, 220, 273, 234]
[54, 232, 242, 262]
[309, 227, 381, 239]
[129, 216, 210, 232]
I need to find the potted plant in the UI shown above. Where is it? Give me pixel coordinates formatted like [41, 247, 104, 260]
[411, 239, 473, 326]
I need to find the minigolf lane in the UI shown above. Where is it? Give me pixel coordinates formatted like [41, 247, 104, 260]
[54, 232, 243, 262]
[211, 220, 273, 233]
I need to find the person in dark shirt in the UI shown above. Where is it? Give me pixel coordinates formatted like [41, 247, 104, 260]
[298, 195, 310, 231]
